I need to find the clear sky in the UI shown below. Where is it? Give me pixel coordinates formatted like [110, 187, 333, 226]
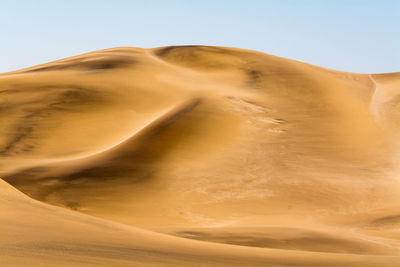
[1, 0, 399, 73]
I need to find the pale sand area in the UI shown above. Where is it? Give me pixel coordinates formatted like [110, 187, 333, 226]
[0, 46, 399, 266]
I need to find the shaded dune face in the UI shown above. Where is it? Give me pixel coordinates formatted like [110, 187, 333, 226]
[21, 55, 135, 73]
[1, 46, 400, 266]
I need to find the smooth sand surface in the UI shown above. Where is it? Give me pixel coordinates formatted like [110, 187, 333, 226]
[1, 46, 399, 266]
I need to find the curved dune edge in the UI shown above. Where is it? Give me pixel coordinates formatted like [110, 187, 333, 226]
[1, 45, 400, 266]
[1, 178, 399, 267]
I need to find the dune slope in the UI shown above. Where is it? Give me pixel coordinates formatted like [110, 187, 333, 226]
[1, 45, 399, 266]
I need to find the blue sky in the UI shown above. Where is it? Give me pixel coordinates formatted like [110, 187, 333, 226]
[0, 0, 399, 73]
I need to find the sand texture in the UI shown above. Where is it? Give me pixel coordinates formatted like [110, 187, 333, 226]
[1, 46, 399, 266]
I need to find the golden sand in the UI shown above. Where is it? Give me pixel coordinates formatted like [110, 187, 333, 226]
[1, 46, 399, 266]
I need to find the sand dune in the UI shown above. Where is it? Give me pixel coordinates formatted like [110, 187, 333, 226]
[1, 45, 399, 266]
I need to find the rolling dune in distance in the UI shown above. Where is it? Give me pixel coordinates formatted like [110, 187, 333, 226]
[1, 45, 399, 266]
